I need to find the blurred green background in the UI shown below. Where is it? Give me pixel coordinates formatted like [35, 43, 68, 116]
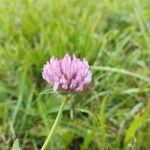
[0, 0, 150, 149]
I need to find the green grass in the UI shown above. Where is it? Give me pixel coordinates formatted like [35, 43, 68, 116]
[0, 0, 150, 149]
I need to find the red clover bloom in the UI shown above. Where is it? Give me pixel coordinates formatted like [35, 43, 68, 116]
[42, 54, 92, 92]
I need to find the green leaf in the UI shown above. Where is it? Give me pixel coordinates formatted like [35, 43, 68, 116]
[99, 96, 108, 148]
[124, 113, 144, 144]
[125, 99, 150, 144]
[81, 129, 96, 150]
[39, 88, 58, 95]
[12, 139, 20, 150]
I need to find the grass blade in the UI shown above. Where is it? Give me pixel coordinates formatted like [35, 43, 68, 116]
[91, 66, 150, 83]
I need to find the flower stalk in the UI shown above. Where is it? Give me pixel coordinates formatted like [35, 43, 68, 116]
[41, 53, 92, 149]
[41, 97, 67, 150]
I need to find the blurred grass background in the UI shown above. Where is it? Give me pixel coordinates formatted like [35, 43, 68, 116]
[0, 0, 150, 149]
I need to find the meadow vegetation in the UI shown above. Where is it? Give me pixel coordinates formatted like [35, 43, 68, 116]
[0, 0, 150, 149]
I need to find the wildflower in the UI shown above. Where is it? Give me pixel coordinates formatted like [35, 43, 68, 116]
[42, 54, 92, 92]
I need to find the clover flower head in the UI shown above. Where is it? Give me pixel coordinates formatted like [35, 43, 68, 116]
[42, 54, 92, 92]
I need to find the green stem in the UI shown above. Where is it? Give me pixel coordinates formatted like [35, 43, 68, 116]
[41, 97, 67, 150]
